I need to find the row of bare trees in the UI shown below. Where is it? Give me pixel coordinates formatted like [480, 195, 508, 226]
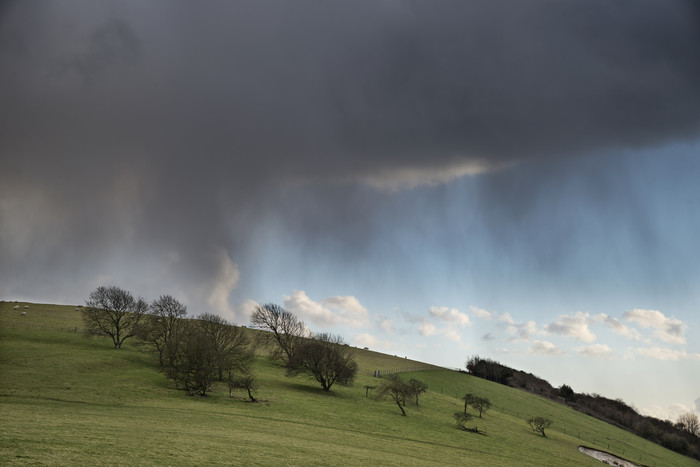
[82, 288, 359, 396]
[81, 286, 256, 398]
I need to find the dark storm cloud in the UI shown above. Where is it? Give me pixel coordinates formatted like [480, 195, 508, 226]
[1, 0, 699, 307]
[54, 17, 140, 85]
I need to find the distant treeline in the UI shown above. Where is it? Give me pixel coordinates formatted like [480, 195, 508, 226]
[464, 356, 700, 460]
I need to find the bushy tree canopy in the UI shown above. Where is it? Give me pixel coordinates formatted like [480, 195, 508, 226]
[286, 333, 358, 391]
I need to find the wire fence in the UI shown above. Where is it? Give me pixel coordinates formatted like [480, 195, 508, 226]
[0, 320, 83, 333]
[367, 366, 438, 377]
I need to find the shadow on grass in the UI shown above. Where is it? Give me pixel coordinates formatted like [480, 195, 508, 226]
[279, 379, 339, 395]
[278, 379, 360, 400]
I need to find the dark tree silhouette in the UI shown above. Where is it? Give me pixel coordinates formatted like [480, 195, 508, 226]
[407, 378, 428, 406]
[229, 374, 258, 402]
[558, 384, 575, 401]
[286, 333, 358, 391]
[250, 303, 308, 364]
[454, 411, 473, 430]
[472, 396, 491, 418]
[172, 323, 217, 396]
[528, 417, 553, 437]
[678, 412, 699, 436]
[198, 313, 251, 381]
[376, 375, 413, 416]
[465, 355, 513, 384]
[139, 295, 188, 366]
[463, 393, 476, 414]
[165, 316, 254, 397]
[82, 285, 147, 349]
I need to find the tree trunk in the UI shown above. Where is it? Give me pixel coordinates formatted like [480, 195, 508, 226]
[396, 401, 406, 416]
[247, 388, 257, 402]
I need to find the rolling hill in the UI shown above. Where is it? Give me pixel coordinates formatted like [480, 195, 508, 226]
[1, 301, 697, 466]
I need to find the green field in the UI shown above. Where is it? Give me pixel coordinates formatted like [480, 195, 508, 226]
[1, 301, 697, 466]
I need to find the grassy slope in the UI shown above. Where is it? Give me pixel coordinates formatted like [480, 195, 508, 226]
[1, 301, 696, 466]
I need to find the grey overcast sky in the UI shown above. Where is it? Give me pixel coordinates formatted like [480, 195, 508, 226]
[2, 1, 699, 420]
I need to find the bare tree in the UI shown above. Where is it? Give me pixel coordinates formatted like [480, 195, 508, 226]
[407, 378, 428, 406]
[228, 373, 259, 402]
[82, 285, 147, 349]
[286, 333, 358, 391]
[139, 295, 188, 366]
[472, 396, 491, 418]
[454, 411, 473, 430]
[376, 375, 413, 416]
[463, 393, 476, 414]
[250, 303, 308, 364]
[527, 417, 553, 437]
[677, 412, 700, 436]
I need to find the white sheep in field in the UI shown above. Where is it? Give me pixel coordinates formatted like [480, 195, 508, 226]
[20, 311, 27, 316]
[13, 305, 19, 310]
[23, 305, 29, 309]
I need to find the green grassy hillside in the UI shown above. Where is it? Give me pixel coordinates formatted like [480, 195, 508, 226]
[1, 301, 696, 466]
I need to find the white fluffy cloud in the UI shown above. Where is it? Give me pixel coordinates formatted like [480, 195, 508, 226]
[234, 298, 259, 325]
[506, 320, 539, 342]
[440, 327, 463, 343]
[623, 309, 686, 345]
[530, 340, 565, 356]
[470, 305, 514, 324]
[429, 306, 471, 326]
[595, 313, 643, 341]
[419, 321, 437, 337]
[641, 403, 693, 422]
[354, 333, 394, 351]
[634, 346, 700, 361]
[429, 326, 468, 349]
[577, 343, 613, 358]
[545, 312, 596, 342]
[283, 290, 370, 328]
